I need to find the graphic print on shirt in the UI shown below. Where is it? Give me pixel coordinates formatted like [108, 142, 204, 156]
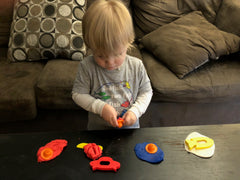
[94, 81, 133, 115]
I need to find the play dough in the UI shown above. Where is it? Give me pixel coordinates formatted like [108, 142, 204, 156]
[184, 132, 215, 158]
[90, 157, 121, 172]
[117, 117, 124, 128]
[37, 139, 68, 162]
[83, 143, 102, 160]
[134, 142, 164, 163]
[76, 143, 103, 150]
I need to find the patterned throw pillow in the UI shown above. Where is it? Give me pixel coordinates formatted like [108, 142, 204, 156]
[8, 0, 86, 62]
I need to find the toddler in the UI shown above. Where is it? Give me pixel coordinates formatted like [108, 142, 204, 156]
[72, 0, 152, 130]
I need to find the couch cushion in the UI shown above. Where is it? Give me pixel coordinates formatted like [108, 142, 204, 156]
[0, 56, 44, 122]
[140, 11, 240, 79]
[215, 0, 240, 37]
[141, 50, 240, 103]
[132, 0, 183, 39]
[177, 0, 221, 23]
[8, 0, 86, 62]
[0, 0, 14, 47]
[36, 59, 79, 109]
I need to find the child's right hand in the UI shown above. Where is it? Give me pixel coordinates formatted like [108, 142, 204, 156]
[101, 104, 118, 128]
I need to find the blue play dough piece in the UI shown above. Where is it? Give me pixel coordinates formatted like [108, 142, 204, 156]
[134, 142, 164, 163]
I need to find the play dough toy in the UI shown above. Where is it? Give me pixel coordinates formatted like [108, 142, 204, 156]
[185, 136, 214, 150]
[83, 143, 102, 160]
[117, 117, 124, 128]
[90, 157, 121, 172]
[40, 148, 53, 161]
[76, 143, 103, 150]
[37, 139, 68, 162]
[184, 132, 215, 158]
[134, 142, 164, 163]
[145, 143, 158, 154]
[117, 109, 127, 128]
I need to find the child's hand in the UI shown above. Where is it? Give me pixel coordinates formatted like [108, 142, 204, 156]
[122, 111, 137, 127]
[102, 104, 118, 127]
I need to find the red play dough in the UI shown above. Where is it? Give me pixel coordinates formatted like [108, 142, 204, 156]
[37, 139, 68, 162]
[84, 143, 102, 160]
[90, 157, 121, 172]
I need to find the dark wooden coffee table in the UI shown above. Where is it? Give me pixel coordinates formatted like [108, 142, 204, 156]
[0, 124, 239, 179]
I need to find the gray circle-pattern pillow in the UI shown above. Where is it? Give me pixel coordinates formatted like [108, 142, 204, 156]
[8, 0, 86, 62]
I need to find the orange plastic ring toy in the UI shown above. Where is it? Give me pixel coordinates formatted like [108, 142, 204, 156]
[145, 143, 158, 154]
[40, 148, 53, 160]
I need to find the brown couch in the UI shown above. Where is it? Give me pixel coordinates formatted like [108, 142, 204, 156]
[1, 0, 240, 129]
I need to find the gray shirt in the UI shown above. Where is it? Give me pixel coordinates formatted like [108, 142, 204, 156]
[72, 55, 152, 130]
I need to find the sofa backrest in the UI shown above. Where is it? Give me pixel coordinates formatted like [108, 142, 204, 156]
[177, 0, 222, 23]
[1, 0, 230, 49]
[132, 0, 183, 39]
[131, 0, 222, 39]
[215, 0, 240, 37]
[0, 0, 15, 47]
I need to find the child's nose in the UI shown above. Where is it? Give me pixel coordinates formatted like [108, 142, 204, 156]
[107, 56, 115, 62]
[106, 57, 115, 64]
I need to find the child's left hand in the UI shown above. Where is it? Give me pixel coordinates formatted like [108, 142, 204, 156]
[122, 111, 137, 127]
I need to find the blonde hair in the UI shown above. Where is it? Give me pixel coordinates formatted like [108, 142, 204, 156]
[82, 0, 134, 55]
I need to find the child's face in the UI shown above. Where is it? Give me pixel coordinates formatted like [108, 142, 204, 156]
[93, 46, 127, 71]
